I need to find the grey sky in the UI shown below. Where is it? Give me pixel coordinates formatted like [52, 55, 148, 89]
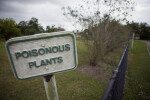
[0, 0, 150, 31]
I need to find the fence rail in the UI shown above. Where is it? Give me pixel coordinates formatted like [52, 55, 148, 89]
[101, 41, 129, 100]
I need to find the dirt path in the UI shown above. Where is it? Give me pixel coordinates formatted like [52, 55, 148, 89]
[77, 64, 110, 83]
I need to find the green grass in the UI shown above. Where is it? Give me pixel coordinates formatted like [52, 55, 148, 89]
[56, 71, 106, 100]
[124, 40, 150, 100]
[0, 39, 132, 100]
[0, 41, 106, 100]
[76, 40, 89, 66]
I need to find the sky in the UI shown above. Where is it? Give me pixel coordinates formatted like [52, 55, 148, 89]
[0, 0, 150, 31]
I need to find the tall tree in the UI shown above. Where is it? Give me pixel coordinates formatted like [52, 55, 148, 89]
[0, 18, 21, 40]
[18, 21, 28, 35]
[139, 23, 150, 40]
[127, 22, 150, 40]
[38, 25, 45, 33]
[127, 22, 140, 37]
[46, 25, 55, 32]
[28, 17, 39, 31]
[46, 25, 65, 33]
[62, 0, 134, 66]
[18, 17, 44, 35]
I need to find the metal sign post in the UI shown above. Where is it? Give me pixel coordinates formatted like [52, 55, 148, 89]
[43, 75, 59, 100]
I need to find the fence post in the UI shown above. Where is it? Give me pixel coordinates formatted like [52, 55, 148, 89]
[132, 33, 135, 49]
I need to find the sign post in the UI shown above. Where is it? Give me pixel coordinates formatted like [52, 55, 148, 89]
[5, 31, 78, 100]
[43, 75, 59, 100]
[43, 76, 51, 100]
[51, 75, 59, 100]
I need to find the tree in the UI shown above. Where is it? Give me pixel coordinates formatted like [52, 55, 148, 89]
[139, 23, 150, 40]
[56, 27, 65, 31]
[62, 0, 134, 66]
[0, 18, 21, 40]
[18, 21, 28, 35]
[18, 17, 44, 35]
[24, 28, 37, 35]
[127, 22, 150, 40]
[46, 25, 55, 32]
[28, 17, 39, 31]
[38, 25, 45, 33]
[46, 25, 65, 33]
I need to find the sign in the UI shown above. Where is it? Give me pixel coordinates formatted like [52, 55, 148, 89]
[6, 31, 78, 80]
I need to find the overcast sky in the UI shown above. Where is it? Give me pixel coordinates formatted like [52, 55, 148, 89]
[0, 0, 150, 31]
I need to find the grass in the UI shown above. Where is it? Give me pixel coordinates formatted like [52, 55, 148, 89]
[0, 40, 106, 100]
[0, 38, 131, 100]
[77, 39, 125, 73]
[124, 40, 150, 100]
[76, 40, 89, 66]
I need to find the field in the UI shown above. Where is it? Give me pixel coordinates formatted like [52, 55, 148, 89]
[0, 40, 107, 100]
[1, 40, 146, 100]
[124, 40, 150, 100]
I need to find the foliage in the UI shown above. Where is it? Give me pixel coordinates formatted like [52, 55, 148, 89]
[62, 0, 134, 66]
[127, 22, 150, 40]
[18, 17, 44, 35]
[0, 17, 65, 40]
[18, 17, 65, 34]
[62, 0, 135, 29]
[139, 23, 150, 40]
[82, 19, 131, 65]
[46, 25, 65, 33]
[127, 22, 139, 34]
[0, 18, 21, 40]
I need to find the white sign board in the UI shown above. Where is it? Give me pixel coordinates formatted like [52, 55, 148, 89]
[6, 31, 78, 80]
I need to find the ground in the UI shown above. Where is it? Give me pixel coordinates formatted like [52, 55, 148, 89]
[77, 64, 109, 83]
[0, 40, 107, 100]
[124, 40, 150, 100]
[77, 42, 125, 84]
[1, 39, 149, 100]
[142, 40, 150, 55]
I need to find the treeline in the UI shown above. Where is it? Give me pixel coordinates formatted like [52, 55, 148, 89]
[0, 17, 150, 41]
[0, 17, 65, 40]
[127, 22, 150, 40]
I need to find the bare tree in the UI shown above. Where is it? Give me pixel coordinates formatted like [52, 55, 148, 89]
[62, 0, 134, 66]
